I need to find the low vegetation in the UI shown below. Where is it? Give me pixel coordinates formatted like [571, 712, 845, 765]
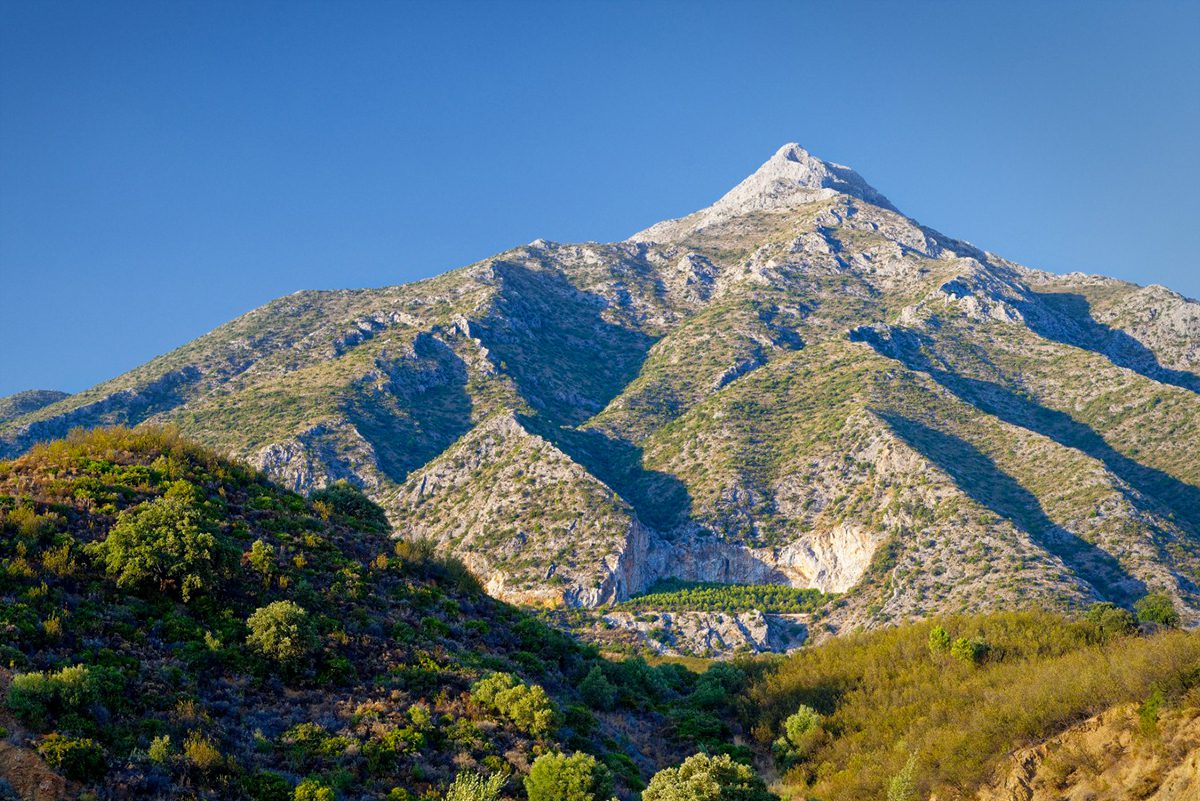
[750, 610, 1200, 800]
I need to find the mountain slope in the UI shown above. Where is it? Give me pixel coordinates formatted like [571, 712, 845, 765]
[3, 143, 1199, 631]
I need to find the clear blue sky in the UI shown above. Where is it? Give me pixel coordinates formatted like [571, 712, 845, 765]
[2, 1, 1198, 396]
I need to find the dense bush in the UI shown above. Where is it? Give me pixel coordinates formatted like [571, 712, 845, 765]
[1135, 592, 1181, 628]
[525, 751, 613, 801]
[243, 770, 292, 801]
[927, 625, 950, 655]
[471, 672, 558, 737]
[642, 753, 777, 801]
[770, 702, 826, 769]
[246, 601, 318, 666]
[36, 734, 106, 782]
[949, 636, 987, 664]
[293, 779, 336, 801]
[6, 664, 116, 728]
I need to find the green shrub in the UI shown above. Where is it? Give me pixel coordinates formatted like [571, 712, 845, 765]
[246, 539, 277, 582]
[294, 778, 336, 801]
[1139, 688, 1165, 737]
[525, 751, 613, 801]
[89, 484, 228, 601]
[783, 705, 820, 745]
[642, 753, 777, 801]
[246, 601, 317, 666]
[36, 734, 106, 782]
[6, 671, 54, 725]
[244, 770, 292, 801]
[1135, 592, 1180, 628]
[950, 637, 987, 664]
[147, 734, 172, 764]
[772, 704, 826, 766]
[183, 731, 223, 771]
[5, 664, 114, 728]
[444, 771, 506, 801]
[669, 707, 725, 745]
[471, 672, 557, 737]
[886, 753, 919, 801]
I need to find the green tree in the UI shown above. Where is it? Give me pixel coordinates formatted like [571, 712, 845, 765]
[1082, 602, 1136, 638]
[1135, 592, 1180, 628]
[772, 704, 825, 766]
[246, 539, 277, 584]
[444, 771, 506, 801]
[783, 705, 820, 746]
[90, 482, 227, 601]
[927, 625, 950, 655]
[579, 666, 617, 711]
[246, 601, 318, 666]
[525, 751, 613, 801]
[642, 753, 778, 801]
[950, 637, 987, 664]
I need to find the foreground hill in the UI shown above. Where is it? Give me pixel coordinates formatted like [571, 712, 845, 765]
[2, 429, 1198, 801]
[3, 144, 1199, 632]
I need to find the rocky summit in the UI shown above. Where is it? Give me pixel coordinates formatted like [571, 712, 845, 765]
[4, 143, 1199, 633]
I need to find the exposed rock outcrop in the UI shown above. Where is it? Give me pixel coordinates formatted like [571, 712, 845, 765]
[602, 609, 808, 656]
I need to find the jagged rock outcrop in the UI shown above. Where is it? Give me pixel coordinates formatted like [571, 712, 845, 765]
[3, 142, 1198, 632]
[383, 413, 651, 607]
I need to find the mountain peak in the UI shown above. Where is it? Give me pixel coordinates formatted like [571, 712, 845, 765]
[631, 142, 896, 242]
[715, 142, 897, 216]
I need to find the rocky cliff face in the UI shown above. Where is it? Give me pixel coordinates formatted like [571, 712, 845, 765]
[3, 143, 1198, 630]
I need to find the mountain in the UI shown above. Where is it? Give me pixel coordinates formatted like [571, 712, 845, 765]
[3, 143, 1199, 633]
